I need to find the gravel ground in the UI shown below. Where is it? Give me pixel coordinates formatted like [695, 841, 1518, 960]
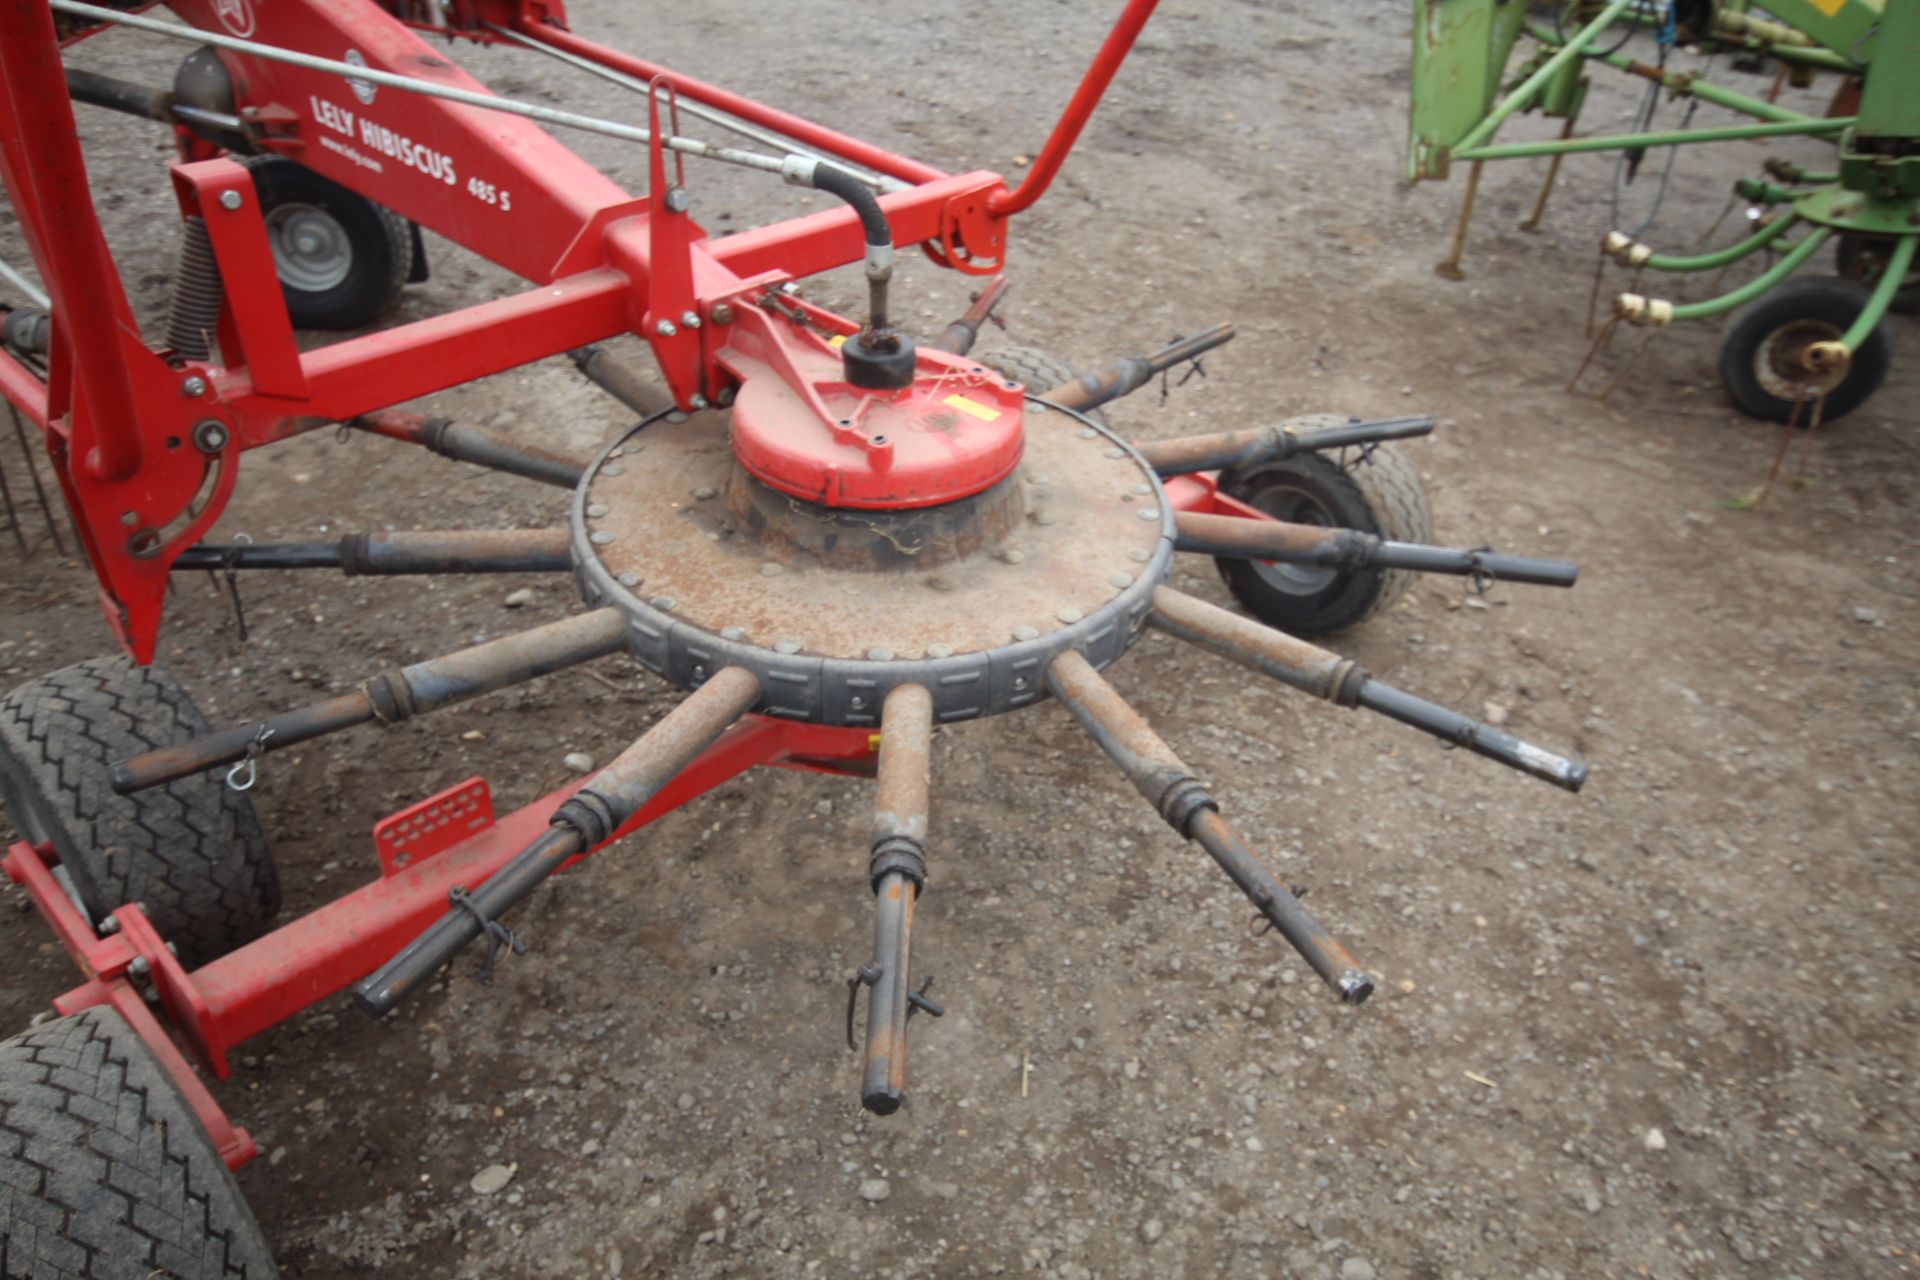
[2, 3, 1917, 1278]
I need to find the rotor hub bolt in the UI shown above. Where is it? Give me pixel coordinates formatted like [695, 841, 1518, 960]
[180, 375, 207, 398]
[709, 303, 734, 325]
[680, 311, 701, 329]
[190, 420, 230, 453]
[655, 319, 678, 337]
[218, 189, 243, 211]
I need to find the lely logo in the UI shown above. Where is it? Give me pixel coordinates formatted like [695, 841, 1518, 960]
[343, 48, 377, 105]
[213, 0, 254, 37]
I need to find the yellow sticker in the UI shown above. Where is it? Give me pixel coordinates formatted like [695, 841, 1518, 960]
[1806, 0, 1845, 14]
[943, 394, 1002, 422]
[828, 334, 847, 348]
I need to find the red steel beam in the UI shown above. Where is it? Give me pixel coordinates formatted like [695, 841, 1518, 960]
[179, 717, 873, 1068]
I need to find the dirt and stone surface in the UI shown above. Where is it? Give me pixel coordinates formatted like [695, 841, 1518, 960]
[3, 2, 1917, 1277]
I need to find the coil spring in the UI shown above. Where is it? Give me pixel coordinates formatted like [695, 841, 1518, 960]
[163, 215, 223, 361]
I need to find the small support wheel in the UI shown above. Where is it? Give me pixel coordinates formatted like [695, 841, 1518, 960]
[1717, 275, 1894, 424]
[0, 1007, 279, 1278]
[1215, 423, 1432, 637]
[245, 156, 409, 330]
[0, 657, 280, 969]
[1835, 233, 1920, 317]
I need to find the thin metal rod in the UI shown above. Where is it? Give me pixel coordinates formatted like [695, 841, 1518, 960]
[107, 608, 628, 793]
[0, 258, 50, 310]
[1148, 587, 1588, 793]
[1644, 214, 1797, 272]
[0, 453, 29, 555]
[485, 20, 902, 193]
[1453, 0, 1636, 156]
[349, 411, 588, 489]
[6, 403, 66, 555]
[1043, 648, 1373, 1003]
[1458, 116, 1852, 162]
[49, 2, 800, 179]
[1135, 415, 1435, 477]
[1839, 234, 1916, 351]
[1434, 159, 1484, 280]
[861, 683, 935, 1115]
[1667, 225, 1833, 322]
[353, 666, 763, 1014]
[1040, 323, 1236, 412]
[168, 528, 572, 575]
[928, 277, 1011, 356]
[568, 347, 677, 418]
[1173, 512, 1579, 587]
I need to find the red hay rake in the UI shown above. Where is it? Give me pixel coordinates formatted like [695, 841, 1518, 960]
[0, 2, 1587, 1271]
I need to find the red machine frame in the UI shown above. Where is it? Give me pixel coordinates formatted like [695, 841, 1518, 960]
[0, 0, 1279, 1169]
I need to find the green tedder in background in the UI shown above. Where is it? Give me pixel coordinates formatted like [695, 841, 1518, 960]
[1410, 0, 1917, 426]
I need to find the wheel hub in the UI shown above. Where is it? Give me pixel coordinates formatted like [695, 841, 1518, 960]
[571, 404, 1174, 725]
[264, 202, 352, 292]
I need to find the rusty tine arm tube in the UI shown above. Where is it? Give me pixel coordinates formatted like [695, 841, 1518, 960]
[928, 276, 1010, 356]
[1174, 511, 1578, 589]
[107, 608, 628, 795]
[1149, 587, 1587, 792]
[568, 346, 678, 418]
[1040, 323, 1236, 413]
[858, 683, 937, 1115]
[350, 411, 588, 489]
[169, 528, 572, 575]
[1135, 415, 1436, 477]
[1044, 649, 1374, 1003]
[355, 666, 762, 1014]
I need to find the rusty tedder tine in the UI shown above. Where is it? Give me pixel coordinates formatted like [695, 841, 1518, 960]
[349, 411, 588, 489]
[1135, 415, 1436, 478]
[107, 608, 629, 794]
[1149, 587, 1587, 792]
[1040, 323, 1236, 413]
[852, 683, 942, 1115]
[1173, 511, 1579, 589]
[169, 528, 572, 576]
[568, 345, 679, 418]
[355, 666, 763, 1014]
[1045, 649, 1374, 1003]
[929, 276, 1010, 356]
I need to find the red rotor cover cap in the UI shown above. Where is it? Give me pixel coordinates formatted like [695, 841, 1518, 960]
[725, 327, 1026, 510]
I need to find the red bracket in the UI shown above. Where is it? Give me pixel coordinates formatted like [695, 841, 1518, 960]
[373, 776, 495, 876]
[3, 839, 255, 1169]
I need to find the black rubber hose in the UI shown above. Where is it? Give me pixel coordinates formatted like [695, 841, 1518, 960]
[810, 162, 891, 249]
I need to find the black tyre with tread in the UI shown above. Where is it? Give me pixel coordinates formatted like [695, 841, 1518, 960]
[1717, 275, 1894, 424]
[1214, 424, 1432, 636]
[0, 658, 279, 969]
[245, 156, 409, 330]
[0, 1007, 278, 1278]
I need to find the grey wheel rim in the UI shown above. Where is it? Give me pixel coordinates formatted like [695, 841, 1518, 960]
[1248, 487, 1340, 595]
[264, 201, 352, 292]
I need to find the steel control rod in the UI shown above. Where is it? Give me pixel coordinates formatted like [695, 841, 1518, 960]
[1148, 587, 1588, 792]
[1136, 416, 1436, 477]
[858, 684, 939, 1115]
[1174, 512, 1579, 588]
[1044, 649, 1374, 1003]
[170, 528, 571, 576]
[354, 667, 763, 1013]
[109, 609, 628, 794]
[1041, 324, 1236, 413]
